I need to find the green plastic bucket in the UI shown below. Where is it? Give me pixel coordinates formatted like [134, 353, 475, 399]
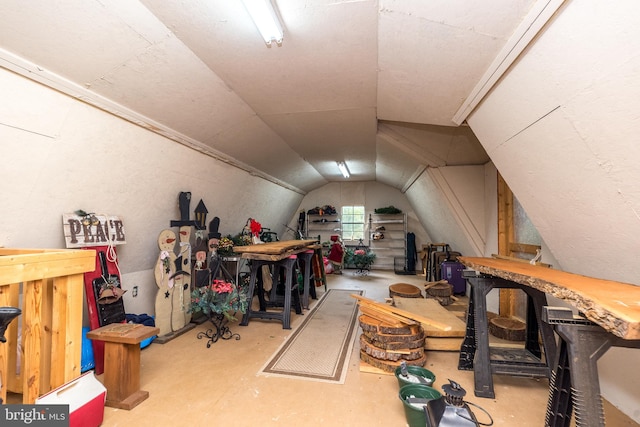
[398, 384, 442, 427]
[394, 365, 436, 388]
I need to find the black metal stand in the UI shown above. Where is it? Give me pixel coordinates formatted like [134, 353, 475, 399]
[542, 306, 640, 427]
[197, 312, 240, 348]
[458, 275, 557, 398]
[353, 264, 371, 276]
[240, 256, 301, 329]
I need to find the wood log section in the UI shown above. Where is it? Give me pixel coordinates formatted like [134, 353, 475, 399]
[489, 316, 526, 341]
[360, 350, 427, 373]
[358, 314, 421, 336]
[358, 314, 427, 372]
[361, 329, 425, 350]
[359, 335, 425, 361]
[458, 257, 640, 340]
[351, 294, 452, 332]
[426, 282, 453, 297]
[389, 283, 422, 298]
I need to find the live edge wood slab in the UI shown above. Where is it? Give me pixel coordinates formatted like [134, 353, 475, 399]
[232, 239, 320, 261]
[458, 257, 640, 340]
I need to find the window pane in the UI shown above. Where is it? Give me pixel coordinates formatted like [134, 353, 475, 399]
[341, 205, 365, 242]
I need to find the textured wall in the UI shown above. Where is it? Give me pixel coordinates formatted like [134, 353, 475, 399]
[467, 1, 640, 421]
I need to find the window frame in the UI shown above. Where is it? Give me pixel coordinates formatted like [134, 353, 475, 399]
[341, 205, 366, 244]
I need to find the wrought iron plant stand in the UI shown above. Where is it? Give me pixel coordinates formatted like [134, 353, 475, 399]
[195, 253, 244, 348]
[197, 311, 241, 348]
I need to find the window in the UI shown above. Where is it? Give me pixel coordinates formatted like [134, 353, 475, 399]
[341, 206, 365, 242]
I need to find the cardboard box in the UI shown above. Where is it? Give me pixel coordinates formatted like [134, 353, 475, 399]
[36, 371, 106, 427]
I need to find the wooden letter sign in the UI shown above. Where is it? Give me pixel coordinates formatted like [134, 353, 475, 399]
[62, 213, 126, 248]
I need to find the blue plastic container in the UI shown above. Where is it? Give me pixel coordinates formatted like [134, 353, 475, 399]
[81, 326, 95, 372]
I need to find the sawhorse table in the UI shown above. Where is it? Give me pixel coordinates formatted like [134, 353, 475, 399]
[235, 240, 320, 329]
[458, 257, 640, 427]
[458, 273, 557, 398]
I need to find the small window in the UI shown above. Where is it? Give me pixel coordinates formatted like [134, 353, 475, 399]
[341, 206, 365, 242]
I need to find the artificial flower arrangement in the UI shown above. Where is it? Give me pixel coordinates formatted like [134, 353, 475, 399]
[190, 278, 249, 321]
[215, 234, 252, 257]
[344, 247, 376, 270]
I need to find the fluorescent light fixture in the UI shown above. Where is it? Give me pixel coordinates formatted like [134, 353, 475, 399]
[241, 0, 284, 46]
[337, 161, 350, 178]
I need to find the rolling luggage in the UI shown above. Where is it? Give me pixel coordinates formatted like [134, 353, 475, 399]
[440, 261, 466, 295]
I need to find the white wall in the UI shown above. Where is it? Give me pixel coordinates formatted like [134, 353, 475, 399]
[290, 181, 430, 259]
[0, 68, 303, 316]
[467, 1, 640, 420]
[405, 165, 486, 258]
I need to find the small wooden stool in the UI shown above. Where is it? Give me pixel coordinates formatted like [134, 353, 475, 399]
[87, 323, 159, 410]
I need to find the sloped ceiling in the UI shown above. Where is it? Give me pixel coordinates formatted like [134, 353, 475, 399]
[0, 0, 537, 192]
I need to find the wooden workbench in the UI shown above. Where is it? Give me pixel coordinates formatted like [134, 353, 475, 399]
[458, 257, 640, 427]
[459, 257, 640, 340]
[237, 240, 321, 329]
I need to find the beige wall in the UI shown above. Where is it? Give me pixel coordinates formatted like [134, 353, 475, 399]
[0, 68, 303, 315]
[467, 2, 640, 420]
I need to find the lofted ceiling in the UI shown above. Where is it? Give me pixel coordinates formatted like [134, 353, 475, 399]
[0, 0, 536, 193]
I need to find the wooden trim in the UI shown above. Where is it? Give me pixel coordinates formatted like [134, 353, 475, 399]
[497, 174, 517, 316]
[509, 242, 541, 255]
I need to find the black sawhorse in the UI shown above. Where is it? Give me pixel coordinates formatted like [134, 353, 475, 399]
[543, 306, 640, 427]
[458, 274, 558, 398]
[240, 255, 301, 329]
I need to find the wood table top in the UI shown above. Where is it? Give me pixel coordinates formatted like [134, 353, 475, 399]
[458, 257, 640, 340]
[232, 239, 320, 261]
[87, 323, 159, 344]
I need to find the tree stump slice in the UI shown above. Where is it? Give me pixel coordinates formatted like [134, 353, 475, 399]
[362, 330, 425, 349]
[426, 282, 452, 297]
[389, 283, 422, 298]
[359, 335, 425, 361]
[360, 350, 427, 373]
[489, 316, 526, 341]
[361, 330, 426, 350]
[358, 314, 421, 336]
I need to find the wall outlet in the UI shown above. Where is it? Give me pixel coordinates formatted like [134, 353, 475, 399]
[132, 286, 138, 297]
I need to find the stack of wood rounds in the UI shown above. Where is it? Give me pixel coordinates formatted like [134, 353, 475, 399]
[352, 294, 432, 373]
[359, 315, 426, 372]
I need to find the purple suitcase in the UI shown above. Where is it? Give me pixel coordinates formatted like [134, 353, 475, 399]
[441, 261, 466, 295]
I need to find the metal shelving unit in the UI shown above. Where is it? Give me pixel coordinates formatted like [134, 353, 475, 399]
[368, 213, 406, 271]
[306, 214, 341, 243]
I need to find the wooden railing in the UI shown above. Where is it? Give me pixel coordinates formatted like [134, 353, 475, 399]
[0, 248, 95, 403]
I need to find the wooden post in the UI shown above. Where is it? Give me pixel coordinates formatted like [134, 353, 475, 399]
[87, 323, 159, 410]
[497, 173, 517, 317]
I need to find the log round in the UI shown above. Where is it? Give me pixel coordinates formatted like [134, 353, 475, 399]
[389, 283, 422, 298]
[360, 350, 427, 373]
[489, 316, 526, 341]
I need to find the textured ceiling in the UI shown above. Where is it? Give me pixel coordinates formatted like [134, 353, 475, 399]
[0, 0, 537, 192]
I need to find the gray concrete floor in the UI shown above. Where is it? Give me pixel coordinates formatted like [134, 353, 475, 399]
[97, 270, 637, 426]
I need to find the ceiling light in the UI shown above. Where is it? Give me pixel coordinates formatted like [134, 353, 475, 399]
[241, 0, 284, 46]
[337, 162, 350, 178]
